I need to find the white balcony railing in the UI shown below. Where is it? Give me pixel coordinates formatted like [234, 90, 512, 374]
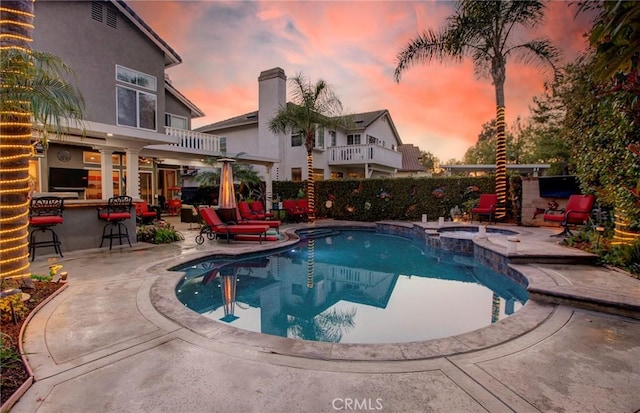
[163, 126, 222, 153]
[328, 144, 402, 169]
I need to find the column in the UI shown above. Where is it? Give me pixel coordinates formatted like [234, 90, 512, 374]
[265, 164, 273, 211]
[100, 149, 114, 200]
[125, 148, 140, 198]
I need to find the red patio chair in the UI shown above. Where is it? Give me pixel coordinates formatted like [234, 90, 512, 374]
[296, 199, 316, 219]
[28, 196, 64, 261]
[283, 199, 305, 222]
[98, 195, 133, 250]
[543, 194, 596, 237]
[196, 207, 269, 244]
[134, 201, 160, 224]
[239, 201, 265, 220]
[471, 194, 497, 224]
[234, 206, 281, 233]
[249, 200, 274, 219]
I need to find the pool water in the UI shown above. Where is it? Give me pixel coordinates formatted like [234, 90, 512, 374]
[174, 228, 528, 344]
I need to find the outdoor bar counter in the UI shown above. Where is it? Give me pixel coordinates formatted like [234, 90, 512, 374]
[30, 193, 137, 256]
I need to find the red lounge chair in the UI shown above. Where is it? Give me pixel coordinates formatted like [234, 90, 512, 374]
[234, 206, 281, 233]
[239, 201, 265, 220]
[471, 194, 497, 223]
[134, 201, 160, 224]
[543, 194, 595, 237]
[249, 200, 274, 219]
[196, 207, 269, 244]
[283, 199, 305, 222]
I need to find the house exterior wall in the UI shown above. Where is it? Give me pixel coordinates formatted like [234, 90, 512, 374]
[33, 0, 167, 129]
[165, 92, 192, 129]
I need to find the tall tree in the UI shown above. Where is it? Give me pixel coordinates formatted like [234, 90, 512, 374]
[394, 0, 559, 220]
[1, 1, 84, 281]
[418, 150, 441, 174]
[268, 73, 348, 221]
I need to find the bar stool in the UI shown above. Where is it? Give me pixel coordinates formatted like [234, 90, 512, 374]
[98, 196, 133, 250]
[28, 196, 64, 261]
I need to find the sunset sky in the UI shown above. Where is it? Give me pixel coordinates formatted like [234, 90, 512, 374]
[128, 1, 594, 162]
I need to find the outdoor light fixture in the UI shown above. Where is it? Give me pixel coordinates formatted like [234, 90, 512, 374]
[595, 225, 605, 250]
[217, 158, 236, 223]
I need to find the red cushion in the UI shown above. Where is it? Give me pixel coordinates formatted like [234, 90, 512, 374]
[100, 212, 131, 221]
[30, 216, 63, 226]
[225, 225, 269, 234]
[543, 213, 565, 223]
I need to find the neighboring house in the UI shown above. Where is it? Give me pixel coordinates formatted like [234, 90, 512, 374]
[29, 0, 249, 204]
[396, 144, 428, 177]
[197, 68, 403, 184]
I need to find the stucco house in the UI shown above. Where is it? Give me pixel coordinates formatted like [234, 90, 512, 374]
[197, 67, 403, 185]
[29, 0, 246, 205]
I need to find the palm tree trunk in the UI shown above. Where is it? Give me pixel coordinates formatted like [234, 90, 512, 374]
[493, 67, 507, 221]
[0, 0, 34, 280]
[306, 151, 315, 222]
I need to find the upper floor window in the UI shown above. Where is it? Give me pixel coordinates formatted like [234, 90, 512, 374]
[291, 133, 303, 147]
[165, 113, 187, 130]
[347, 134, 361, 145]
[116, 65, 157, 131]
[329, 130, 336, 147]
[116, 65, 156, 91]
[315, 126, 324, 149]
[116, 85, 156, 130]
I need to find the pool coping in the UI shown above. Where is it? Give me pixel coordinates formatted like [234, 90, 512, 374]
[148, 221, 577, 362]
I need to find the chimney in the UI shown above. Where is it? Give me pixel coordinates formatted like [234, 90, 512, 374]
[258, 68, 286, 158]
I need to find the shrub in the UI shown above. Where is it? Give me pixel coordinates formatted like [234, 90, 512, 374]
[137, 220, 184, 244]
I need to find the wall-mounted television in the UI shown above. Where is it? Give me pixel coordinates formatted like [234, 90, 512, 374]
[538, 175, 580, 198]
[49, 167, 89, 189]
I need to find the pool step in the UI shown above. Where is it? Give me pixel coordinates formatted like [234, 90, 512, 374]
[297, 229, 342, 239]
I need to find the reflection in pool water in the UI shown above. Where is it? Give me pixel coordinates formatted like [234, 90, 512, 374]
[174, 229, 528, 344]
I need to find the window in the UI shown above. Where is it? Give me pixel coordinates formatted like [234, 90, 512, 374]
[220, 137, 227, 153]
[291, 168, 302, 182]
[329, 130, 336, 147]
[165, 113, 187, 130]
[291, 133, 303, 147]
[116, 65, 156, 91]
[86, 169, 102, 199]
[313, 168, 324, 182]
[330, 171, 344, 179]
[117, 85, 157, 130]
[315, 126, 324, 149]
[347, 134, 361, 145]
[83, 150, 100, 164]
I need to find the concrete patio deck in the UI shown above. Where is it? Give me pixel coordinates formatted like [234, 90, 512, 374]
[9, 218, 640, 413]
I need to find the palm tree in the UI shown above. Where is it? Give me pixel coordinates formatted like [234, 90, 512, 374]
[394, 0, 559, 220]
[195, 153, 262, 200]
[268, 73, 348, 222]
[1, 1, 84, 281]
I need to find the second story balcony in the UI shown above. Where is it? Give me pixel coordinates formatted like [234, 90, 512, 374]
[328, 144, 402, 169]
[145, 126, 223, 155]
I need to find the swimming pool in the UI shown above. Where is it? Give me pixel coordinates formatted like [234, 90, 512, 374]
[174, 228, 528, 344]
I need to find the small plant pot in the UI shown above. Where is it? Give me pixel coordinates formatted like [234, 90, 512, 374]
[59, 272, 68, 281]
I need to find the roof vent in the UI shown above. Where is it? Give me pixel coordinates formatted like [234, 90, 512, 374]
[91, 2, 103, 22]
